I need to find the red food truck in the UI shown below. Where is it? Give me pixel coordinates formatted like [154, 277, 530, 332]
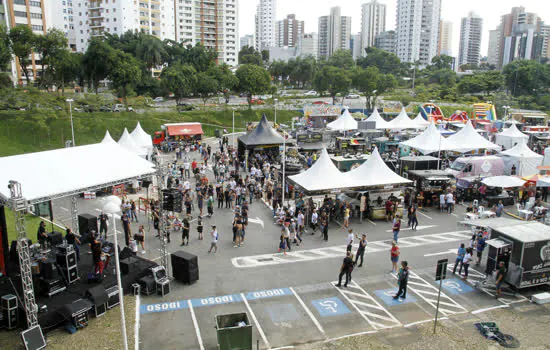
[153, 122, 204, 146]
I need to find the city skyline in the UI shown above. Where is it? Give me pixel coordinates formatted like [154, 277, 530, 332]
[239, 0, 550, 58]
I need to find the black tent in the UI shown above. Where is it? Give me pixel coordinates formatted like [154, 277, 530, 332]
[238, 114, 284, 150]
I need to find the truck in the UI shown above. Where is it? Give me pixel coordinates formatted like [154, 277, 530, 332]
[153, 122, 204, 146]
[446, 156, 504, 180]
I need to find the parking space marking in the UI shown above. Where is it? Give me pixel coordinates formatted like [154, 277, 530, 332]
[311, 297, 351, 317]
[289, 287, 326, 337]
[187, 300, 205, 350]
[232, 231, 470, 268]
[441, 278, 474, 295]
[373, 289, 418, 306]
[241, 293, 271, 349]
[332, 281, 401, 330]
[417, 211, 432, 220]
[392, 271, 467, 316]
[404, 317, 448, 328]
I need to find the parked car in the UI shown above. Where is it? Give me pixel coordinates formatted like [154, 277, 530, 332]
[251, 99, 265, 105]
[153, 97, 164, 103]
[280, 92, 293, 97]
[304, 90, 319, 96]
[346, 94, 361, 99]
[177, 103, 195, 112]
[100, 105, 112, 112]
[312, 101, 328, 105]
[112, 104, 133, 112]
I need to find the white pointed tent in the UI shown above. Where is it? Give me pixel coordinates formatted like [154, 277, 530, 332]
[131, 122, 154, 150]
[412, 113, 431, 128]
[500, 142, 543, 176]
[101, 130, 116, 144]
[118, 128, 147, 157]
[327, 108, 358, 131]
[447, 120, 501, 152]
[365, 109, 391, 129]
[400, 123, 462, 154]
[288, 149, 352, 193]
[343, 148, 412, 188]
[387, 108, 417, 130]
[495, 123, 529, 150]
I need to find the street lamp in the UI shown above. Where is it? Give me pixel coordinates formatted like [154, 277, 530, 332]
[232, 108, 235, 148]
[503, 105, 511, 120]
[274, 99, 278, 126]
[66, 98, 75, 147]
[102, 199, 128, 350]
[281, 130, 286, 207]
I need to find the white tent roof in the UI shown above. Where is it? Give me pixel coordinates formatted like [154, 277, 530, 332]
[447, 121, 501, 152]
[288, 149, 352, 192]
[481, 176, 526, 188]
[101, 130, 116, 144]
[498, 123, 528, 139]
[131, 122, 153, 149]
[118, 128, 147, 156]
[343, 148, 412, 188]
[0, 143, 155, 204]
[327, 108, 358, 131]
[387, 108, 417, 130]
[400, 123, 463, 154]
[500, 142, 543, 160]
[412, 113, 431, 128]
[499, 141, 542, 176]
[365, 109, 391, 129]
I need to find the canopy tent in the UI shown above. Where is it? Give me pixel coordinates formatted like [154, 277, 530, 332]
[288, 149, 352, 193]
[365, 109, 391, 129]
[343, 148, 412, 188]
[118, 128, 148, 157]
[101, 130, 116, 144]
[326, 108, 358, 131]
[0, 143, 155, 204]
[387, 108, 417, 130]
[500, 142, 543, 176]
[131, 122, 154, 150]
[238, 114, 284, 148]
[400, 123, 463, 154]
[165, 122, 204, 137]
[446, 120, 501, 152]
[412, 113, 431, 128]
[495, 123, 529, 150]
[481, 176, 526, 188]
[536, 176, 550, 187]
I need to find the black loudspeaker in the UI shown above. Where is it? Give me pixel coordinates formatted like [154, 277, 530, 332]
[78, 214, 98, 237]
[106, 286, 120, 309]
[120, 257, 138, 275]
[47, 232, 63, 246]
[171, 251, 199, 284]
[20, 325, 46, 350]
[40, 259, 56, 279]
[138, 276, 155, 295]
[56, 250, 77, 269]
[2, 294, 17, 329]
[162, 189, 183, 213]
[119, 247, 134, 260]
[142, 180, 152, 188]
[86, 285, 108, 317]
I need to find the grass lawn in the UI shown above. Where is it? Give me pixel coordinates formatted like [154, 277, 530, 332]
[4, 207, 49, 244]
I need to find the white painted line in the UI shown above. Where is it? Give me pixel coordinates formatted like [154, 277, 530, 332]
[424, 249, 455, 257]
[187, 300, 205, 350]
[60, 207, 69, 212]
[240, 293, 271, 349]
[289, 287, 326, 338]
[471, 304, 509, 314]
[404, 317, 448, 328]
[135, 295, 141, 350]
[385, 225, 436, 232]
[324, 330, 377, 342]
[271, 347, 295, 350]
[366, 219, 377, 226]
[451, 213, 459, 217]
[417, 211, 432, 220]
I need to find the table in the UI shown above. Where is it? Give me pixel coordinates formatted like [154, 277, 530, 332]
[518, 209, 534, 220]
[480, 211, 496, 219]
[464, 213, 478, 220]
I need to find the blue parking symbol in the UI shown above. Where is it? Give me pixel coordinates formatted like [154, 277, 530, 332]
[441, 278, 474, 295]
[311, 297, 351, 317]
[374, 289, 417, 306]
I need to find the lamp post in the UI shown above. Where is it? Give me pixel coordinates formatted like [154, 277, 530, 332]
[282, 130, 286, 207]
[102, 199, 128, 350]
[274, 99, 278, 126]
[66, 98, 75, 147]
[232, 108, 235, 148]
[503, 105, 511, 120]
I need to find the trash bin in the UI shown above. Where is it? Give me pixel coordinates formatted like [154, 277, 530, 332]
[215, 129, 222, 138]
[215, 312, 252, 350]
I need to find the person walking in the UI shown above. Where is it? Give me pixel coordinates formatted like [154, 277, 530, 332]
[135, 224, 145, 254]
[392, 217, 401, 243]
[495, 261, 507, 298]
[393, 261, 409, 300]
[409, 207, 418, 231]
[354, 234, 367, 267]
[452, 243, 466, 274]
[345, 229, 354, 253]
[121, 212, 131, 246]
[335, 251, 354, 288]
[311, 210, 318, 234]
[130, 200, 138, 222]
[460, 247, 473, 280]
[278, 230, 287, 255]
[496, 200, 504, 217]
[208, 225, 218, 253]
[207, 195, 214, 217]
[475, 234, 486, 266]
[197, 219, 204, 240]
[99, 212, 108, 239]
[180, 217, 190, 246]
[390, 241, 400, 273]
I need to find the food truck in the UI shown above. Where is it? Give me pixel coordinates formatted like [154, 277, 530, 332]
[153, 122, 204, 146]
[407, 170, 452, 207]
[446, 156, 504, 179]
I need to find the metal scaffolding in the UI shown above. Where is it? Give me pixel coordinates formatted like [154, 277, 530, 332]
[154, 154, 169, 272]
[71, 195, 80, 235]
[8, 181, 38, 328]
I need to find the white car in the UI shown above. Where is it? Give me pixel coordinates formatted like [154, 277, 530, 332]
[304, 90, 318, 96]
[153, 97, 164, 103]
[346, 94, 361, 99]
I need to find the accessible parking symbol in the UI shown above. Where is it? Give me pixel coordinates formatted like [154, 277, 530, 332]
[311, 297, 351, 317]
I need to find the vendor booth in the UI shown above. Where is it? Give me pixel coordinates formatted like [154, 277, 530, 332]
[238, 114, 284, 154]
[446, 120, 501, 152]
[407, 170, 452, 207]
[400, 123, 464, 154]
[365, 109, 391, 129]
[326, 108, 358, 131]
[495, 124, 529, 150]
[400, 156, 440, 176]
[500, 142, 543, 177]
[303, 104, 341, 129]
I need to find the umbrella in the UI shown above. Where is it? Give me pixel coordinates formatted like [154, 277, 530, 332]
[482, 176, 526, 188]
[522, 174, 541, 184]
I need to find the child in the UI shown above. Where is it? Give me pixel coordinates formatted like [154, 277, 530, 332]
[197, 219, 204, 240]
[278, 233, 287, 255]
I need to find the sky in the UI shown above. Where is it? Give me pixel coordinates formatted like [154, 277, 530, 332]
[239, 0, 550, 57]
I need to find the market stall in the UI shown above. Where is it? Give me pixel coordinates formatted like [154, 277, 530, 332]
[400, 123, 463, 154]
[499, 142, 543, 177]
[495, 123, 529, 150]
[365, 109, 391, 129]
[387, 108, 418, 130]
[407, 170, 452, 207]
[326, 108, 358, 131]
[446, 120, 501, 152]
[238, 114, 284, 151]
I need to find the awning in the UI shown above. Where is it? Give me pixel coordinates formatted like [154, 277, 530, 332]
[166, 123, 204, 136]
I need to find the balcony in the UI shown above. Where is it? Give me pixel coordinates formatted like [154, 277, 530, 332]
[89, 21, 105, 28]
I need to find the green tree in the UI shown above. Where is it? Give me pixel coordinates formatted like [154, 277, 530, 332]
[183, 43, 217, 72]
[108, 50, 142, 103]
[427, 55, 454, 70]
[0, 26, 13, 71]
[356, 47, 408, 76]
[6, 26, 37, 85]
[235, 64, 271, 107]
[82, 39, 116, 93]
[195, 72, 218, 107]
[313, 66, 351, 104]
[35, 29, 68, 88]
[503, 60, 550, 97]
[290, 56, 316, 88]
[238, 46, 263, 66]
[352, 67, 397, 110]
[208, 64, 238, 104]
[326, 49, 354, 70]
[160, 64, 197, 104]
[136, 35, 167, 74]
[49, 51, 81, 94]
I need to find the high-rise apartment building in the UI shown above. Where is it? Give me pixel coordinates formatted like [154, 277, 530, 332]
[458, 12, 482, 68]
[360, 0, 386, 55]
[240, 34, 254, 49]
[298, 32, 318, 59]
[396, 0, 441, 66]
[374, 30, 396, 55]
[255, 0, 276, 51]
[437, 20, 452, 56]
[350, 33, 362, 59]
[540, 24, 550, 59]
[487, 29, 500, 66]
[318, 6, 351, 59]
[276, 14, 304, 48]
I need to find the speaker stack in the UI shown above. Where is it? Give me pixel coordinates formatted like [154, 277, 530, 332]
[86, 285, 108, 317]
[78, 214, 98, 243]
[171, 251, 198, 284]
[2, 294, 18, 329]
[56, 244, 79, 284]
[162, 189, 183, 213]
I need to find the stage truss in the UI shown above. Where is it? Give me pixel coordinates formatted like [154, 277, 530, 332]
[154, 154, 169, 272]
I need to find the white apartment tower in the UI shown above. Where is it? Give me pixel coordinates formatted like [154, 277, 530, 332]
[255, 0, 276, 51]
[487, 29, 500, 66]
[298, 32, 318, 59]
[458, 12, 483, 68]
[396, 0, 441, 66]
[437, 20, 452, 56]
[318, 6, 351, 59]
[360, 0, 386, 55]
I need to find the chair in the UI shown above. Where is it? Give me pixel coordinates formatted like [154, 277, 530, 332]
[478, 206, 485, 215]
[473, 199, 479, 208]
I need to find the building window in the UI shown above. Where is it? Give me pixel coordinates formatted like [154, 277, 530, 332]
[14, 11, 27, 18]
[13, 0, 26, 4]
[31, 25, 43, 31]
[30, 0, 41, 6]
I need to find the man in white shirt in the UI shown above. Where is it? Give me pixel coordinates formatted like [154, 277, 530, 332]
[346, 229, 354, 253]
[297, 211, 305, 235]
[311, 210, 318, 234]
[183, 161, 191, 179]
[445, 192, 454, 214]
[208, 225, 218, 253]
[439, 193, 446, 212]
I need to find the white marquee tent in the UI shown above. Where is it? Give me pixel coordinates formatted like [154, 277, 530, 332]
[495, 123, 529, 150]
[447, 121, 501, 152]
[387, 108, 417, 130]
[400, 123, 462, 154]
[131, 122, 154, 150]
[343, 147, 412, 188]
[365, 109, 391, 129]
[327, 108, 358, 131]
[101, 130, 116, 144]
[0, 143, 155, 204]
[412, 113, 431, 128]
[288, 149, 352, 193]
[118, 128, 148, 158]
[500, 142, 543, 176]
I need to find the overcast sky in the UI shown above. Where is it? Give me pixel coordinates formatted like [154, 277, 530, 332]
[239, 0, 550, 57]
